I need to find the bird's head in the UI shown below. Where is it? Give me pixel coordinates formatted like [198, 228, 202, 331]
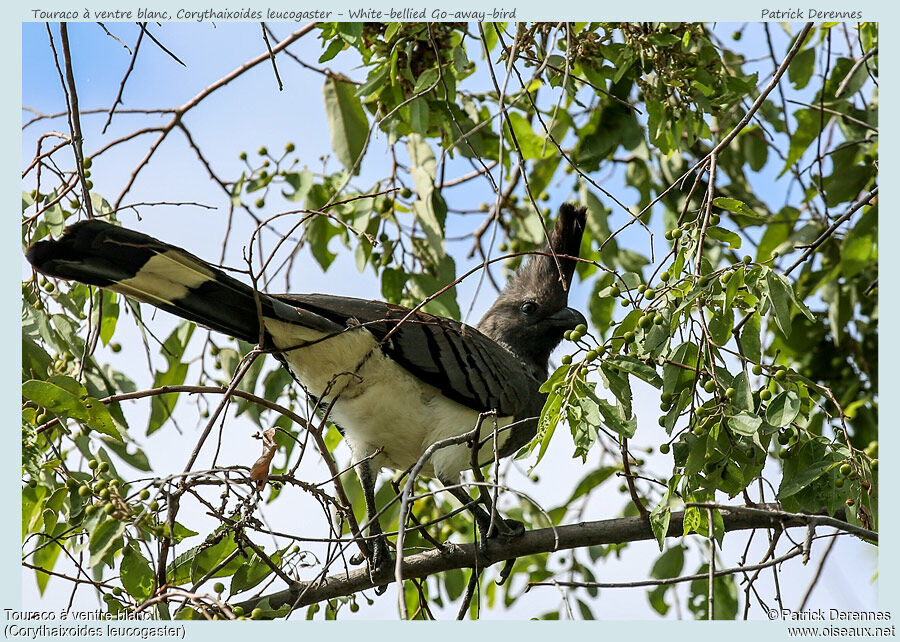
[478, 203, 588, 375]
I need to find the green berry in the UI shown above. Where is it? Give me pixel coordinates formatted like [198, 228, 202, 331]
[98, 461, 109, 473]
[709, 213, 720, 226]
[258, 146, 268, 156]
[139, 489, 151, 500]
[752, 364, 763, 375]
[232, 606, 244, 617]
[239, 151, 247, 160]
[214, 582, 226, 594]
[742, 255, 752, 265]
[254, 198, 265, 209]
[658, 416, 666, 426]
[110, 342, 122, 353]
[104, 502, 116, 515]
[609, 285, 621, 297]
[840, 463, 852, 476]
[659, 443, 670, 454]
[251, 608, 263, 620]
[661, 392, 673, 404]
[574, 323, 588, 335]
[623, 330, 636, 343]
[835, 476, 845, 488]
[725, 387, 736, 399]
[561, 354, 572, 365]
[653, 313, 664, 325]
[586, 349, 599, 362]
[400, 187, 413, 199]
[672, 228, 683, 239]
[660, 271, 671, 282]
[285, 142, 296, 153]
[774, 369, 787, 381]
[703, 380, 716, 393]
[637, 284, 647, 294]
[88, 459, 98, 470]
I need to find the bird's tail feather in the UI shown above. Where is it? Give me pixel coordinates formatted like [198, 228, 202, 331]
[27, 220, 280, 344]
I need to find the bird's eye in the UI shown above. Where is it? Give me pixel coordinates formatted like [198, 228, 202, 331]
[520, 301, 538, 315]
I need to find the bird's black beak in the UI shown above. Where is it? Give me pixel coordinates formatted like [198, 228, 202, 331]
[547, 306, 587, 330]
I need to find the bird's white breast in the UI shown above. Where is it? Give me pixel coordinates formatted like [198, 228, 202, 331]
[262, 318, 512, 480]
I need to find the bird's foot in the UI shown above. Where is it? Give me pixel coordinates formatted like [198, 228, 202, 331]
[369, 535, 393, 595]
[486, 517, 525, 541]
[350, 535, 394, 594]
[478, 517, 524, 586]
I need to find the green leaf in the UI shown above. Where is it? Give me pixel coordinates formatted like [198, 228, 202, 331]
[788, 47, 816, 89]
[318, 37, 345, 64]
[707, 307, 734, 346]
[97, 290, 119, 346]
[765, 270, 793, 338]
[650, 544, 685, 579]
[682, 504, 702, 537]
[533, 391, 563, 468]
[649, 496, 671, 551]
[281, 169, 314, 202]
[307, 215, 340, 271]
[663, 342, 700, 395]
[506, 111, 551, 160]
[409, 97, 430, 135]
[731, 372, 754, 413]
[840, 205, 877, 278]
[740, 312, 761, 363]
[727, 412, 762, 436]
[766, 391, 801, 427]
[778, 457, 834, 499]
[148, 322, 194, 435]
[781, 109, 823, 176]
[89, 518, 126, 568]
[606, 355, 662, 388]
[444, 568, 466, 601]
[566, 466, 618, 504]
[705, 226, 742, 250]
[22, 378, 121, 441]
[121, 542, 155, 600]
[231, 550, 282, 594]
[712, 197, 761, 220]
[323, 75, 369, 173]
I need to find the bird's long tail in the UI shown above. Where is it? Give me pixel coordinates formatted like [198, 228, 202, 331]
[26, 220, 293, 345]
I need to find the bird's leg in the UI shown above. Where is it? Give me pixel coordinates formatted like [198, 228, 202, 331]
[353, 459, 392, 588]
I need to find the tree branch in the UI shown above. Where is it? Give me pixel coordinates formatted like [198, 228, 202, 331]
[234, 502, 873, 612]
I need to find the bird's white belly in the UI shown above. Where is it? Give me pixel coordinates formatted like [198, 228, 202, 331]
[263, 318, 512, 479]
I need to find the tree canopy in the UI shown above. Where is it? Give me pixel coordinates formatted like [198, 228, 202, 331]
[22, 21, 877, 620]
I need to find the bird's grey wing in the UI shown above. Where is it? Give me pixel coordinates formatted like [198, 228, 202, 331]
[275, 293, 545, 421]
